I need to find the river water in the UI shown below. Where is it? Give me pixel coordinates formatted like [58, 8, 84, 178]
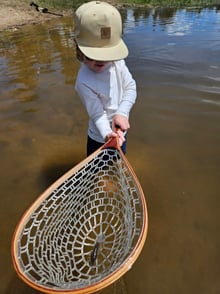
[0, 5, 220, 294]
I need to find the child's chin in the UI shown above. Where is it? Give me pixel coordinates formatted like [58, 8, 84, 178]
[94, 66, 105, 72]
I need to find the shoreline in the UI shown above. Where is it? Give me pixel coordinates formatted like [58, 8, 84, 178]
[0, 1, 218, 32]
[0, 2, 73, 31]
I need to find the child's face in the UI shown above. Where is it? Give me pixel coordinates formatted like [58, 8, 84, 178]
[84, 57, 111, 73]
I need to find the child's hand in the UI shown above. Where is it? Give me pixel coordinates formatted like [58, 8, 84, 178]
[105, 130, 125, 146]
[112, 115, 130, 132]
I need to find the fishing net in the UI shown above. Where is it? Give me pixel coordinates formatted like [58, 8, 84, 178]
[12, 140, 147, 294]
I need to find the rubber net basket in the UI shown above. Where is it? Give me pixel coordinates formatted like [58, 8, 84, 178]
[12, 139, 148, 294]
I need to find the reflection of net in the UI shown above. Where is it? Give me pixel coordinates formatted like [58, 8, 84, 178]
[16, 148, 144, 291]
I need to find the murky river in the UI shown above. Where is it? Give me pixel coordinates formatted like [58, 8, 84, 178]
[0, 5, 220, 294]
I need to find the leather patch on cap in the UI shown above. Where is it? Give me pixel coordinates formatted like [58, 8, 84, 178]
[101, 27, 111, 39]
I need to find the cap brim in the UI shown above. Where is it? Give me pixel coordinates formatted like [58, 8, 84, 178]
[77, 39, 128, 61]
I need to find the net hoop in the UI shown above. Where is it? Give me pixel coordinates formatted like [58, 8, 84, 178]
[12, 137, 148, 294]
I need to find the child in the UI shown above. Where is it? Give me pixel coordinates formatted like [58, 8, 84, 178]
[74, 1, 137, 156]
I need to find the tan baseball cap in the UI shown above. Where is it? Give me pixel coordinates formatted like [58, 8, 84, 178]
[74, 1, 128, 61]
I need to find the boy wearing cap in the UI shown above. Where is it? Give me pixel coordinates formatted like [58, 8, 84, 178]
[74, 1, 136, 156]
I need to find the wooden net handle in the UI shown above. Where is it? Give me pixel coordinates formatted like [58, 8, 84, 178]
[102, 136, 120, 150]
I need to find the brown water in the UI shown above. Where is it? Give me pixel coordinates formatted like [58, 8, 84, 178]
[1, 6, 220, 294]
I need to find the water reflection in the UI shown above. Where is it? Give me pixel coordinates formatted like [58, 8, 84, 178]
[122, 4, 220, 25]
[0, 18, 75, 101]
[1, 6, 220, 294]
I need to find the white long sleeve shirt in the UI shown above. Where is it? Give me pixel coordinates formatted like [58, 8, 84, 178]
[75, 59, 137, 143]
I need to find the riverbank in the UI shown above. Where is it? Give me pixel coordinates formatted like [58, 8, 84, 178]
[0, 0, 72, 31]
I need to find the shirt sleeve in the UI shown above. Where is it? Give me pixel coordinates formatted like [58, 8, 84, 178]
[75, 80, 112, 140]
[115, 60, 137, 118]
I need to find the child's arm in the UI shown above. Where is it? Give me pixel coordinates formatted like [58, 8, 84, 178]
[75, 81, 112, 139]
[114, 60, 137, 131]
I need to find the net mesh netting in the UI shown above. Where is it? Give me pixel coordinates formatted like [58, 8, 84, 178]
[16, 148, 145, 290]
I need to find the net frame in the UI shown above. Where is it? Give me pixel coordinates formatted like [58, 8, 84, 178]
[12, 137, 148, 294]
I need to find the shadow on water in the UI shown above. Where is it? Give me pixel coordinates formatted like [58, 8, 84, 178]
[1, 5, 220, 294]
[38, 153, 84, 190]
